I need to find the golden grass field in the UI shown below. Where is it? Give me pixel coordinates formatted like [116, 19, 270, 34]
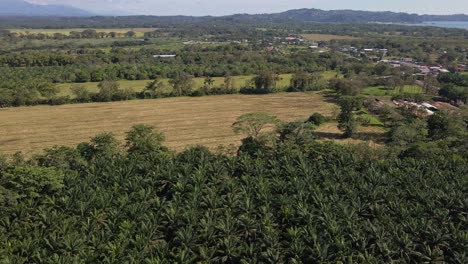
[0, 93, 336, 155]
[301, 34, 359, 41]
[10, 28, 157, 38]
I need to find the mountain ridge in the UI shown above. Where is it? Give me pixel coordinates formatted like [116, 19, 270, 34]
[225, 8, 468, 23]
[0, 6, 467, 25]
[0, 0, 92, 17]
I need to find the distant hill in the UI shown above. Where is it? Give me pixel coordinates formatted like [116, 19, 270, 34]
[0, 0, 92, 17]
[227, 8, 468, 23]
[0, 7, 467, 28]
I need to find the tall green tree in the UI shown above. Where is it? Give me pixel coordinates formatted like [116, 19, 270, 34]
[337, 96, 363, 137]
[330, 78, 362, 96]
[169, 74, 194, 96]
[290, 71, 322, 91]
[70, 85, 91, 103]
[422, 75, 440, 96]
[125, 124, 166, 154]
[144, 77, 166, 98]
[427, 111, 466, 140]
[252, 71, 279, 91]
[96, 80, 120, 102]
[232, 112, 280, 139]
[390, 119, 428, 146]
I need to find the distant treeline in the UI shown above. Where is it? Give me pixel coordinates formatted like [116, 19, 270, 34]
[1, 17, 467, 39]
[0, 29, 139, 40]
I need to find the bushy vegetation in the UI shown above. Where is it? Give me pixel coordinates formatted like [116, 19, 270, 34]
[0, 122, 466, 263]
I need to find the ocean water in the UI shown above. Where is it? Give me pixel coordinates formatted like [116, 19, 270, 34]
[417, 21, 468, 30]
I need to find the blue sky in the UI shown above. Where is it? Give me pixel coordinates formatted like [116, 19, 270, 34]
[27, 0, 468, 16]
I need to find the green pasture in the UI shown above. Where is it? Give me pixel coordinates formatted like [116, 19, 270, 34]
[57, 71, 339, 97]
[57, 74, 292, 97]
[361, 85, 423, 97]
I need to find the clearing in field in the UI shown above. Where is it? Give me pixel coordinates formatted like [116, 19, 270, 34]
[301, 34, 359, 41]
[0, 93, 336, 155]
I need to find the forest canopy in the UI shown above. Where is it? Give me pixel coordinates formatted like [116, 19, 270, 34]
[0, 123, 467, 263]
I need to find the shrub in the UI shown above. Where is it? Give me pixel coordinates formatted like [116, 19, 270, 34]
[307, 112, 327, 126]
[356, 116, 372, 126]
[1, 166, 64, 199]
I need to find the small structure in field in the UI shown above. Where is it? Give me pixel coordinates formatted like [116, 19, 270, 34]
[153, 55, 176, 58]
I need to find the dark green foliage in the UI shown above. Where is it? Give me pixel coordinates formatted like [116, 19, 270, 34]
[33, 146, 86, 171]
[289, 71, 323, 92]
[422, 75, 440, 95]
[338, 96, 364, 137]
[169, 74, 194, 96]
[330, 78, 363, 96]
[0, 130, 466, 263]
[70, 85, 92, 103]
[95, 80, 120, 102]
[438, 73, 468, 87]
[427, 111, 467, 140]
[0, 166, 63, 200]
[439, 84, 468, 104]
[389, 118, 428, 146]
[0, 154, 7, 172]
[140, 77, 167, 99]
[279, 121, 317, 144]
[241, 71, 279, 94]
[78, 132, 121, 161]
[237, 136, 267, 158]
[307, 112, 327, 126]
[125, 124, 166, 155]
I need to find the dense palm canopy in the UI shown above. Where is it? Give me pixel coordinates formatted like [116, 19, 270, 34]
[0, 124, 466, 263]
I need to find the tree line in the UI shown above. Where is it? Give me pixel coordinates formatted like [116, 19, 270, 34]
[0, 29, 138, 41]
[0, 71, 329, 107]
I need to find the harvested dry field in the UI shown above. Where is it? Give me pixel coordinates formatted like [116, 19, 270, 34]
[0, 93, 335, 155]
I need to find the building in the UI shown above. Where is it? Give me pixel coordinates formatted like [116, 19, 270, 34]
[402, 57, 413, 63]
[153, 55, 177, 58]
